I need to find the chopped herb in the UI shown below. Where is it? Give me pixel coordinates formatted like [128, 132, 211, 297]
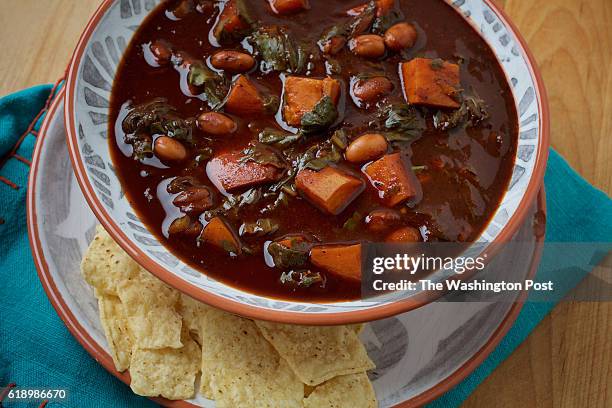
[249, 26, 307, 74]
[343, 211, 362, 231]
[239, 218, 280, 237]
[300, 96, 338, 136]
[412, 165, 428, 172]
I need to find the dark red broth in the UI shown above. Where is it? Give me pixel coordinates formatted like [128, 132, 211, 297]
[109, 0, 517, 301]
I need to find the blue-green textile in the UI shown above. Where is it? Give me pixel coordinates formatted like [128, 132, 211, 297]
[1, 86, 610, 407]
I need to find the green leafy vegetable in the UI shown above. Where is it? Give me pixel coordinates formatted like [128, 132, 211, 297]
[330, 129, 348, 150]
[239, 218, 280, 237]
[371, 2, 404, 34]
[239, 143, 286, 169]
[187, 63, 230, 110]
[343, 211, 363, 231]
[267, 238, 310, 269]
[124, 132, 153, 160]
[380, 103, 425, 143]
[280, 270, 325, 288]
[300, 96, 339, 136]
[433, 95, 489, 131]
[258, 128, 302, 147]
[318, 1, 376, 54]
[122, 99, 195, 159]
[249, 26, 307, 74]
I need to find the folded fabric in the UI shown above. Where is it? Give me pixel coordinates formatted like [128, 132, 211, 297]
[0, 85, 610, 408]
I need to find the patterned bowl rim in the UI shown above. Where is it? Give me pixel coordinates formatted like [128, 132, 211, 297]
[28, 88, 547, 405]
[64, 0, 550, 325]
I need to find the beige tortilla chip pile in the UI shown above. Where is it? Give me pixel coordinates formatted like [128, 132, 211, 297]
[81, 226, 377, 407]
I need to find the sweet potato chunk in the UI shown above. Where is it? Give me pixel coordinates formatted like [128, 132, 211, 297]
[401, 58, 461, 109]
[206, 151, 284, 192]
[295, 166, 365, 215]
[268, 0, 310, 15]
[283, 76, 341, 126]
[224, 75, 265, 115]
[213, 0, 251, 43]
[200, 217, 241, 254]
[310, 243, 362, 282]
[363, 153, 419, 206]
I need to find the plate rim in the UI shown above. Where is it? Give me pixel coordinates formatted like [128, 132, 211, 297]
[28, 87, 546, 407]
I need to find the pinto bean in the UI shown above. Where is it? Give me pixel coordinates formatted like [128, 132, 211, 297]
[210, 50, 256, 73]
[349, 35, 386, 58]
[345, 133, 388, 163]
[149, 40, 172, 66]
[385, 226, 422, 243]
[384, 22, 418, 51]
[172, 187, 214, 213]
[197, 112, 238, 135]
[365, 208, 402, 232]
[352, 76, 393, 103]
[154, 136, 187, 161]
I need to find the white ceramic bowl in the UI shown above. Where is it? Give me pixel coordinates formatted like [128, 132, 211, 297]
[65, 0, 549, 324]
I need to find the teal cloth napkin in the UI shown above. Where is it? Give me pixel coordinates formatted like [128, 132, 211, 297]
[1, 85, 610, 407]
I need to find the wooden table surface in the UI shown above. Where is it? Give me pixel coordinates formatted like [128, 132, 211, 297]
[1, 0, 609, 406]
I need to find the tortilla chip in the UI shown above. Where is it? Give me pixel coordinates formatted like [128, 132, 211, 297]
[304, 373, 377, 408]
[98, 294, 132, 372]
[81, 225, 140, 296]
[255, 321, 375, 386]
[117, 268, 182, 349]
[200, 309, 303, 407]
[129, 330, 201, 400]
[178, 293, 211, 344]
[352, 323, 365, 334]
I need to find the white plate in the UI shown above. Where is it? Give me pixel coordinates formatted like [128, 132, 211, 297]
[29, 89, 545, 407]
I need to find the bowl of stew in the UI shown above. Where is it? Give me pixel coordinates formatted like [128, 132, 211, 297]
[66, 0, 549, 324]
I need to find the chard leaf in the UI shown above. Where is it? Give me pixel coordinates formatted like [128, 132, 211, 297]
[258, 128, 302, 147]
[239, 218, 280, 237]
[267, 238, 310, 269]
[249, 26, 307, 74]
[380, 103, 424, 142]
[300, 96, 338, 136]
[280, 270, 325, 288]
[433, 95, 489, 131]
[187, 63, 229, 110]
[239, 143, 286, 169]
[122, 99, 195, 146]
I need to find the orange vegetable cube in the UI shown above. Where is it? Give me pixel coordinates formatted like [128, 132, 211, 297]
[212, 0, 250, 42]
[200, 217, 241, 254]
[268, 0, 310, 15]
[295, 166, 364, 215]
[363, 153, 420, 206]
[401, 58, 461, 109]
[282, 76, 341, 126]
[224, 75, 266, 116]
[310, 243, 362, 282]
[206, 151, 284, 192]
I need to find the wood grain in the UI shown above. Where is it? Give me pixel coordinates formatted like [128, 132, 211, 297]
[0, 1, 609, 407]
